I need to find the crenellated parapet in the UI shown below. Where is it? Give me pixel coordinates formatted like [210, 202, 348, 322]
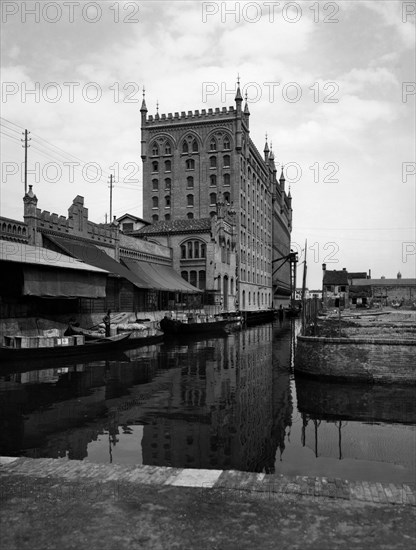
[145, 106, 236, 125]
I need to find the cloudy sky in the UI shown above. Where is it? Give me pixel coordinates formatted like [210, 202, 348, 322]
[1, 0, 415, 288]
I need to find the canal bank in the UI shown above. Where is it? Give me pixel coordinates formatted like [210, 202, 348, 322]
[1, 457, 415, 550]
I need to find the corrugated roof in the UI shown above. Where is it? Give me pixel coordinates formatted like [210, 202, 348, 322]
[0, 239, 108, 273]
[136, 218, 212, 235]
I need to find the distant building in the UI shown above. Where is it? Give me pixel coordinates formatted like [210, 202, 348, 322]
[350, 275, 416, 307]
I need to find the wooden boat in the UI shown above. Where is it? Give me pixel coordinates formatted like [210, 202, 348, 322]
[160, 313, 243, 336]
[65, 323, 164, 347]
[0, 332, 131, 361]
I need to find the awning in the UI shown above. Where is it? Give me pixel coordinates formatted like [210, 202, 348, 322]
[23, 266, 106, 298]
[45, 235, 153, 290]
[122, 258, 202, 293]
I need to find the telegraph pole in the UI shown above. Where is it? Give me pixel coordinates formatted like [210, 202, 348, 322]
[109, 173, 114, 221]
[21, 129, 31, 194]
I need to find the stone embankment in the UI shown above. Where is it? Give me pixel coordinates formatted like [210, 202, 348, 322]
[296, 310, 416, 384]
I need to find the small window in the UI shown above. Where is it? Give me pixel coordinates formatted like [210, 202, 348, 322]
[152, 161, 158, 172]
[223, 192, 230, 204]
[165, 213, 171, 220]
[223, 137, 230, 150]
[122, 222, 133, 232]
[165, 160, 171, 172]
[187, 176, 194, 189]
[210, 174, 217, 186]
[165, 142, 171, 155]
[192, 139, 199, 152]
[165, 195, 171, 207]
[223, 155, 230, 168]
[187, 212, 194, 219]
[152, 196, 158, 208]
[210, 138, 217, 151]
[186, 159, 195, 170]
[152, 214, 159, 222]
[152, 178, 158, 191]
[210, 156, 217, 168]
[209, 192, 217, 206]
[187, 194, 194, 206]
[164, 178, 171, 189]
[182, 141, 189, 153]
[152, 143, 159, 156]
[223, 173, 230, 186]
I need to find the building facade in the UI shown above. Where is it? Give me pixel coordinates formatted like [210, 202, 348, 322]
[139, 83, 292, 311]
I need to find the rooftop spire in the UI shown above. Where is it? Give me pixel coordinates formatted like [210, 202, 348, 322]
[235, 74, 243, 102]
[244, 90, 250, 115]
[140, 86, 147, 112]
[264, 133, 270, 153]
[280, 165, 285, 182]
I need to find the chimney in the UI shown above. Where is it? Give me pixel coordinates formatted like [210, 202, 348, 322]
[368, 269, 371, 279]
[342, 267, 346, 271]
[322, 263, 326, 271]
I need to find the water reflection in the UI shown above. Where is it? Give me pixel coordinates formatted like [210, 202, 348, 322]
[0, 320, 414, 482]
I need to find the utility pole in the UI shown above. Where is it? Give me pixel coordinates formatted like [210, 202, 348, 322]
[21, 129, 31, 194]
[109, 173, 114, 221]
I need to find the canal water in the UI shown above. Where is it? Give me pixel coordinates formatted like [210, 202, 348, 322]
[1, 321, 414, 484]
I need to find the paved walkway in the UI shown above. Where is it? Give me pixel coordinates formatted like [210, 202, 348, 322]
[1, 457, 416, 549]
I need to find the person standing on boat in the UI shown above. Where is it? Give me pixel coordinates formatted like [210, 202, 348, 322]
[103, 310, 111, 337]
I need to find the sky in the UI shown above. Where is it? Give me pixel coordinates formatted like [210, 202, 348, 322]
[1, 0, 415, 289]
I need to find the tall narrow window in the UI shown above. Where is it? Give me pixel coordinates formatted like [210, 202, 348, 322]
[210, 138, 217, 151]
[165, 142, 171, 155]
[187, 176, 194, 188]
[209, 156, 217, 168]
[152, 196, 158, 208]
[190, 271, 197, 287]
[152, 161, 158, 172]
[199, 270, 206, 290]
[223, 173, 230, 186]
[194, 242, 199, 258]
[165, 160, 171, 172]
[223, 155, 230, 168]
[201, 243, 206, 258]
[182, 141, 188, 153]
[165, 195, 171, 207]
[181, 245, 186, 259]
[152, 143, 159, 156]
[187, 194, 194, 206]
[209, 193, 217, 206]
[210, 174, 217, 186]
[223, 192, 230, 204]
[152, 179, 158, 191]
[223, 137, 230, 150]
[192, 139, 199, 152]
[186, 159, 195, 170]
[164, 178, 171, 189]
[188, 242, 193, 258]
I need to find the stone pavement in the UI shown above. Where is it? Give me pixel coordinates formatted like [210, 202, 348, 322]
[1, 457, 416, 549]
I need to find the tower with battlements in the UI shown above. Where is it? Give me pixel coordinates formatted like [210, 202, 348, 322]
[140, 82, 292, 310]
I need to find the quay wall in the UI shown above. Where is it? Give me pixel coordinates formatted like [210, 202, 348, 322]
[295, 335, 416, 384]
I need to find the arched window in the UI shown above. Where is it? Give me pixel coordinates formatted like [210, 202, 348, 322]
[151, 143, 159, 156]
[190, 271, 197, 287]
[187, 212, 194, 219]
[152, 178, 158, 191]
[186, 159, 195, 170]
[181, 245, 186, 259]
[164, 178, 171, 189]
[164, 160, 171, 172]
[210, 174, 217, 186]
[223, 136, 230, 150]
[152, 214, 159, 222]
[165, 142, 171, 155]
[187, 176, 194, 188]
[165, 213, 171, 220]
[210, 138, 217, 151]
[209, 156, 217, 168]
[230, 278, 234, 294]
[188, 242, 193, 258]
[223, 192, 230, 204]
[194, 242, 199, 258]
[223, 155, 230, 168]
[223, 173, 230, 186]
[152, 161, 158, 172]
[192, 139, 199, 152]
[187, 194, 194, 206]
[182, 141, 188, 153]
[165, 195, 171, 207]
[152, 196, 158, 208]
[209, 193, 217, 206]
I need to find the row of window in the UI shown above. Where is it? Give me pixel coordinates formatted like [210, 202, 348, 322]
[180, 240, 206, 259]
[151, 156, 231, 173]
[152, 212, 218, 222]
[150, 137, 231, 157]
[152, 192, 231, 209]
[181, 270, 206, 290]
[151, 174, 231, 191]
